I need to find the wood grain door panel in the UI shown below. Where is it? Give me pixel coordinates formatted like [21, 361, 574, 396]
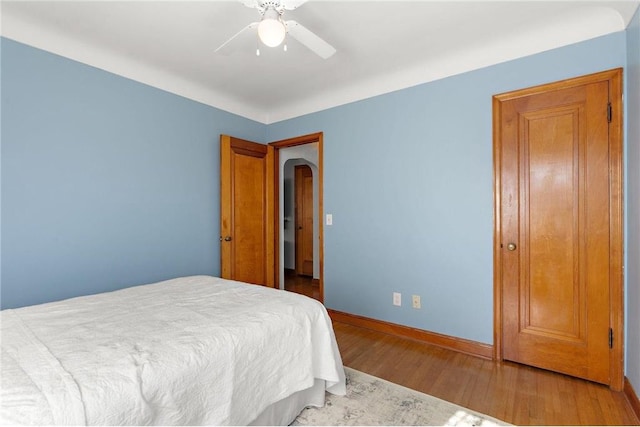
[295, 165, 314, 277]
[220, 135, 274, 287]
[494, 69, 623, 388]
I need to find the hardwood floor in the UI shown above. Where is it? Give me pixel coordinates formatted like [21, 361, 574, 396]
[284, 270, 320, 301]
[280, 269, 638, 424]
[332, 321, 640, 426]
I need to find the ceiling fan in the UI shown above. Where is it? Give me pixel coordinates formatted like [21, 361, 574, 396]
[215, 0, 336, 59]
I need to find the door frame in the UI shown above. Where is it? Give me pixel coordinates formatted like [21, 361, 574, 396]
[492, 68, 624, 390]
[270, 132, 324, 302]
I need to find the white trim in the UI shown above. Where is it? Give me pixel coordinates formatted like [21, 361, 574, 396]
[265, 5, 626, 123]
[1, 12, 268, 123]
[1, 5, 628, 125]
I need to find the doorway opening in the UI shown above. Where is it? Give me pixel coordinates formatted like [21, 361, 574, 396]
[271, 133, 323, 303]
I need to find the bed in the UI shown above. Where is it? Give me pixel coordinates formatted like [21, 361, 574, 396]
[0, 275, 346, 425]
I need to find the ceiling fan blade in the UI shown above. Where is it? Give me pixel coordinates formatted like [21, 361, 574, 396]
[286, 20, 336, 59]
[281, 0, 308, 10]
[214, 22, 258, 54]
[237, 0, 260, 8]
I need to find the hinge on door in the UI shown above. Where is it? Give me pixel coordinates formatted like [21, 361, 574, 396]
[609, 328, 614, 349]
[607, 102, 612, 123]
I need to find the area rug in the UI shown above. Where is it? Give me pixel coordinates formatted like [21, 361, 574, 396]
[292, 368, 510, 426]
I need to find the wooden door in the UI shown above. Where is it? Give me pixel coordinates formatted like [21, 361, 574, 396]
[493, 69, 623, 389]
[295, 165, 314, 276]
[220, 135, 275, 287]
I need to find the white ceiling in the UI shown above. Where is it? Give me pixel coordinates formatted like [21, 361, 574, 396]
[1, 1, 638, 124]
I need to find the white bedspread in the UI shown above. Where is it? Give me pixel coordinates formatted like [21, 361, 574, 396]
[0, 276, 346, 425]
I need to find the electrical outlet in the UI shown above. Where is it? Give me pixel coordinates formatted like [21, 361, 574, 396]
[412, 295, 421, 309]
[393, 292, 401, 306]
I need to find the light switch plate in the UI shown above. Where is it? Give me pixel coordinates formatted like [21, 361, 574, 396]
[393, 292, 401, 306]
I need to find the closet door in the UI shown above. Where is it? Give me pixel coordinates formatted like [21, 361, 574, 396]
[494, 69, 623, 389]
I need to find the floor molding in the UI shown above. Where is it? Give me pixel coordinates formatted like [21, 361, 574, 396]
[328, 309, 493, 360]
[624, 377, 640, 422]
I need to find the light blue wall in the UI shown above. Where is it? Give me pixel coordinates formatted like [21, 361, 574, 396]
[0, 37, 3, 297]
[267, 32, 627, 345]
[0, 38, 266, 309]
[626, 7, 640, 396]
[1, 30, 634, 353]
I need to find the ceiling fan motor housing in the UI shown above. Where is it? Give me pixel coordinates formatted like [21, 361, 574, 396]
[258, 0, 286, 15]
[217, 0, 335, 59]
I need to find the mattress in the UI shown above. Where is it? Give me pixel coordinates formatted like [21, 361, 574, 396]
[0, 275, 346, 425]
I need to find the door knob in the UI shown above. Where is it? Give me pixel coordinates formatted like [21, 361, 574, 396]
[507, 243, 517, 251]
[224, 236, 232, 242]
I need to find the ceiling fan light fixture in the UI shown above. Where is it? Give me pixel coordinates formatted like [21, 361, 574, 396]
[258, 8, 286, 47]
